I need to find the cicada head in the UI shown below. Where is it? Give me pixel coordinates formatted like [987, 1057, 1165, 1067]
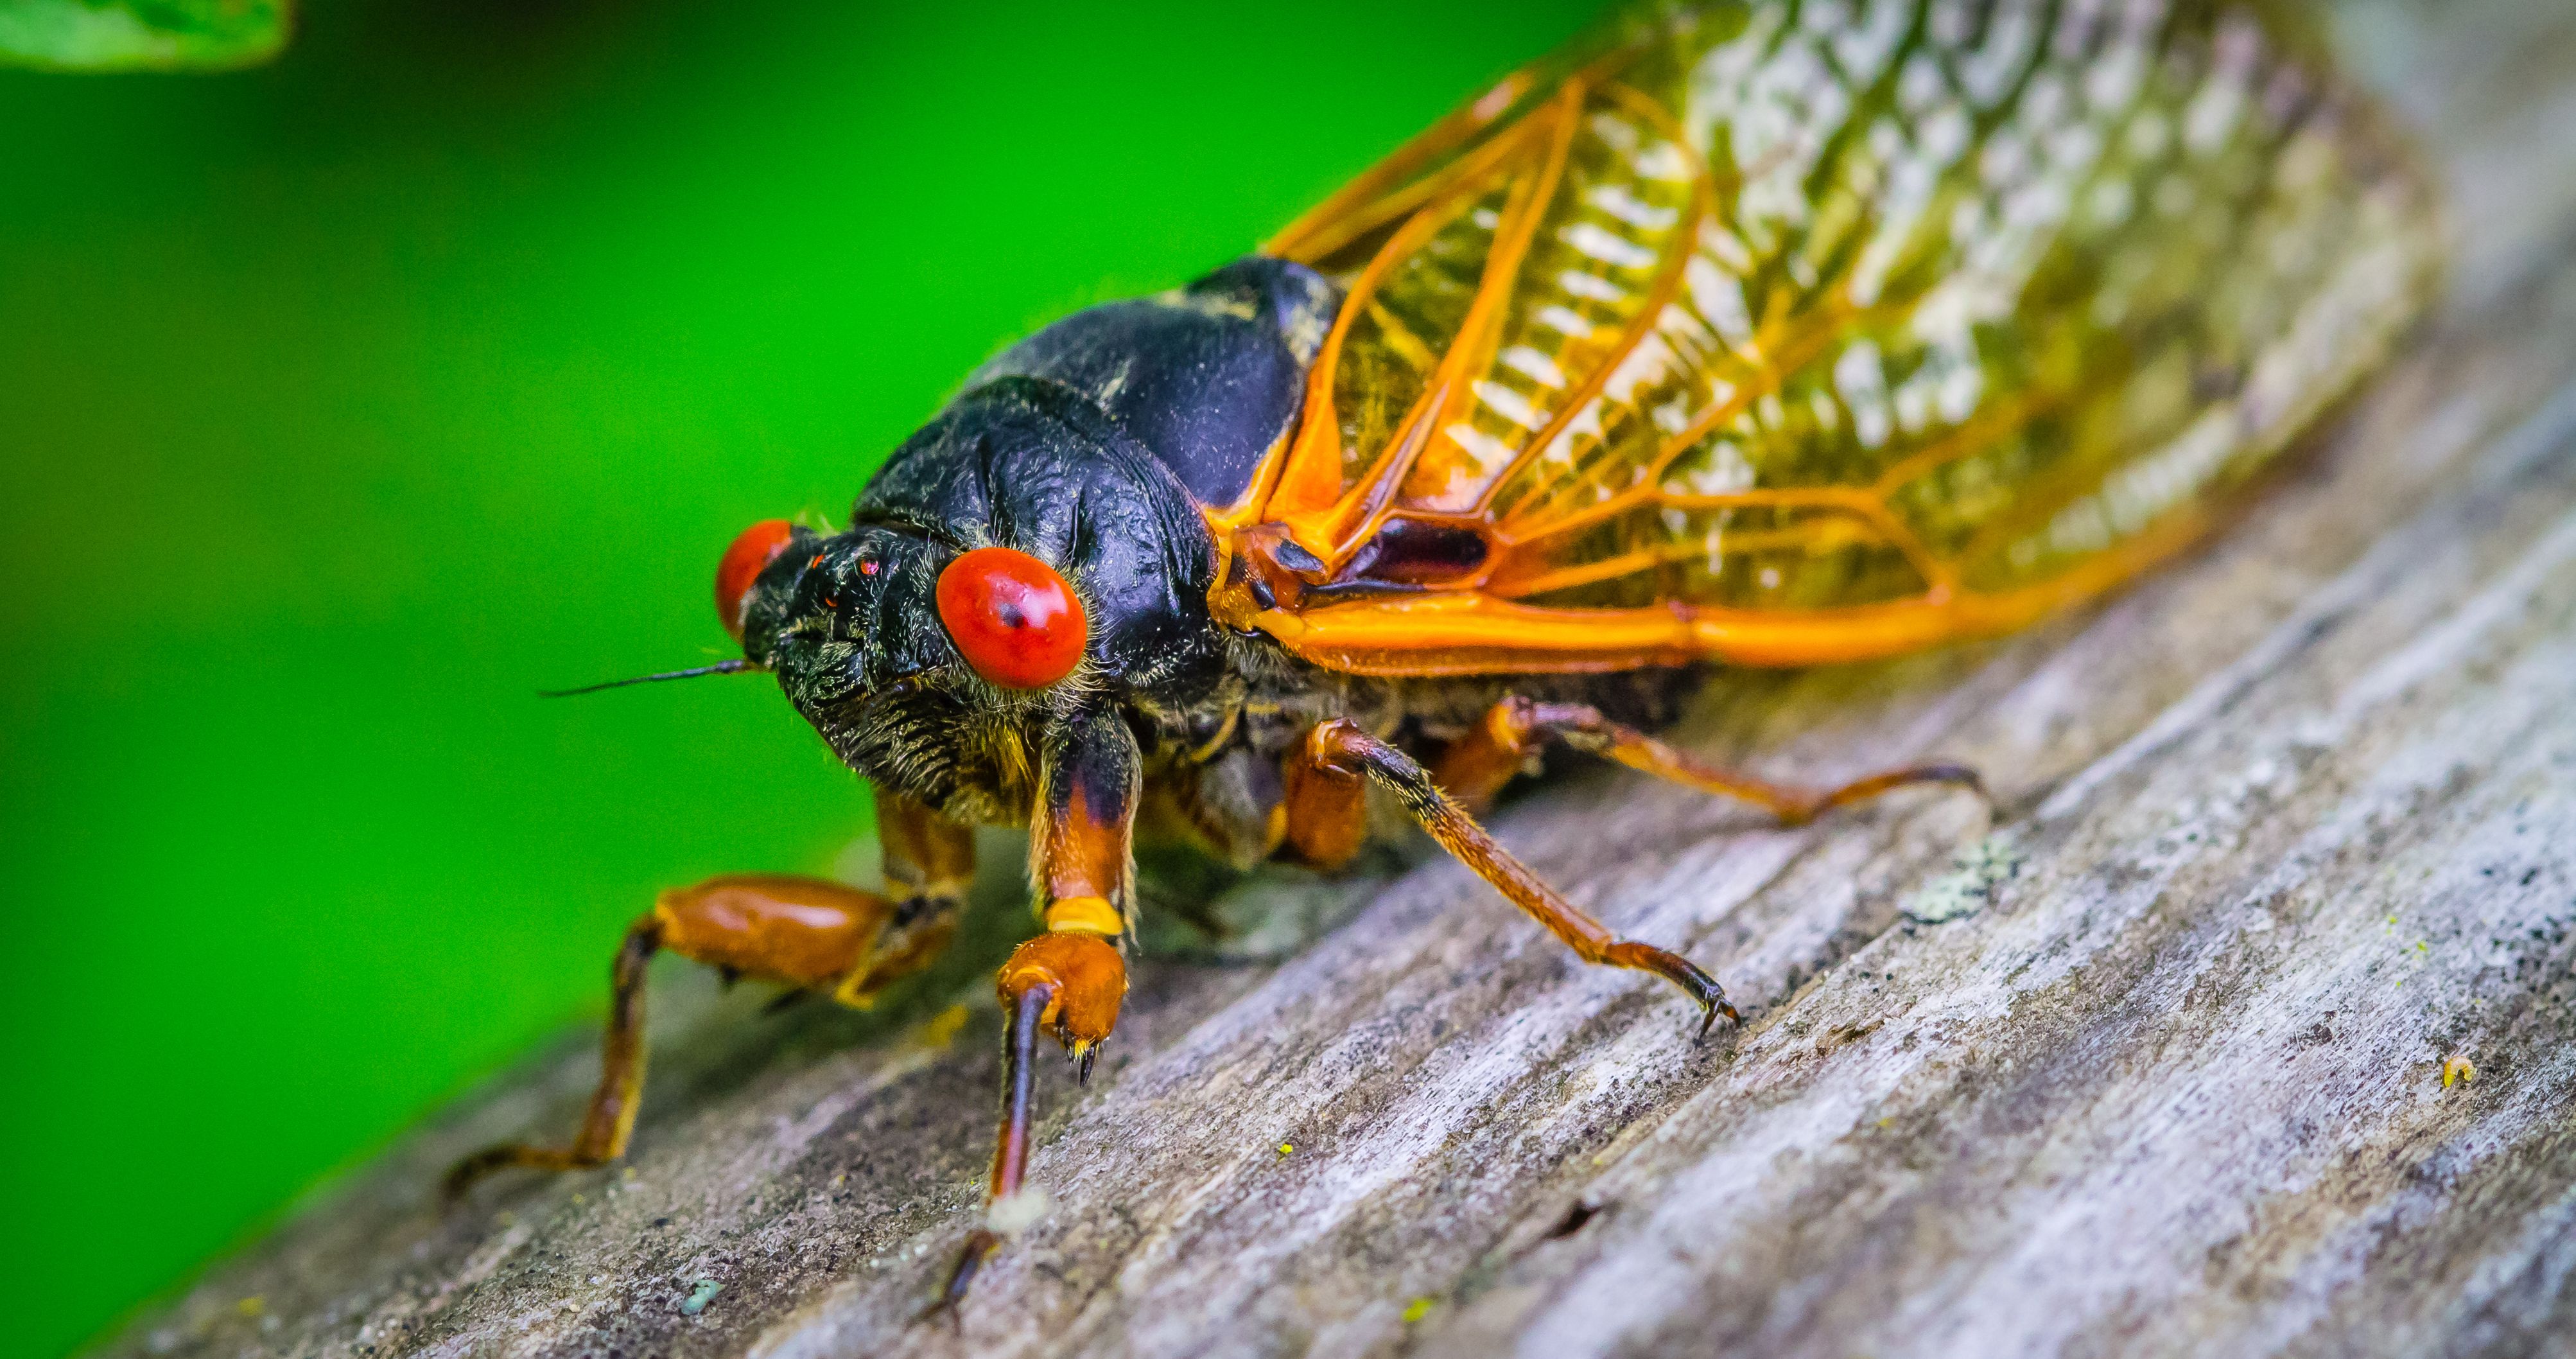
[742, 378, 1230, 822]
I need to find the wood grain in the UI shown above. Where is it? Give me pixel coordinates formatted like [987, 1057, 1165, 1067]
[99, 1, 2576, 1355]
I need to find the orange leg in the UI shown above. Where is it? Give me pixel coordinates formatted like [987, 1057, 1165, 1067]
[443, 914, 665, 1196]
[880, 789, 978, 912]
[853, 791, 980, 1005]
[1434, 696, 1985, 823]
[445, 793, 979, 1201]
[1281, 725, 1371, 871]
[928, 932, 1126, 1320]
[1307, 719, 1738, 1035]
[932, 706, 1138, 1318]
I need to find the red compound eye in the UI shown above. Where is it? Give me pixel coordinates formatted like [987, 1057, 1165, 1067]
[715, 518, 797, 641]
[936, 547, 1087, 690]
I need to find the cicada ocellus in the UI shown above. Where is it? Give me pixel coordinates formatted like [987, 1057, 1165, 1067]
[447, 0, 2441, 1310]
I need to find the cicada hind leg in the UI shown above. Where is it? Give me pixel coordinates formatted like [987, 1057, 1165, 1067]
[1291, 719, 1739, 1036]
[1274, 699, 1983, 1040]
[442, 793, 975, 1203]
[1435, 697, 1987, 825]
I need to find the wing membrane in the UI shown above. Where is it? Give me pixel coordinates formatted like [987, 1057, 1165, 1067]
[1224, 0, 2439, 674]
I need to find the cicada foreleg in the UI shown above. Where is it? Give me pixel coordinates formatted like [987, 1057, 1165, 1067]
[932, 705, 1134, 1318]
[442, 793, 977, 1204]
[1301, 719, 1738, 1035]
[1435, 697, 1985, 825]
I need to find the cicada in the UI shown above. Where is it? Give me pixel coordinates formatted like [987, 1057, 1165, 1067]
[447, 0, 2439, 1310]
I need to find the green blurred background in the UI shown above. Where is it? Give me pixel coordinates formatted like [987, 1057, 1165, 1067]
[0, 1, 1593, 1353]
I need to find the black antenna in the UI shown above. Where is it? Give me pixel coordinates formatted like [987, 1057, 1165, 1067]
[539, 658, 758, 697]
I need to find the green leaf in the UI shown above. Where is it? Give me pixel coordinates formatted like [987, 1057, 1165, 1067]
[0, 0, 291, 72]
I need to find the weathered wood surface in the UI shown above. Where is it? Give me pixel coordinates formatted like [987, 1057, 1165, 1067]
[105, 2, 2576, 1355]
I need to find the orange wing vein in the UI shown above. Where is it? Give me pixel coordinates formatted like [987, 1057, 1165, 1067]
[1209, 0, 2441, 676]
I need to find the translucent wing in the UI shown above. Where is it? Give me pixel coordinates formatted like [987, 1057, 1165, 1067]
[1215, 0, 2441, 675]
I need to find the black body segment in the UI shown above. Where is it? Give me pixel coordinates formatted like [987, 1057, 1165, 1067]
[970, 258, 1339, 509]
[857, 376, 1228, 705]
